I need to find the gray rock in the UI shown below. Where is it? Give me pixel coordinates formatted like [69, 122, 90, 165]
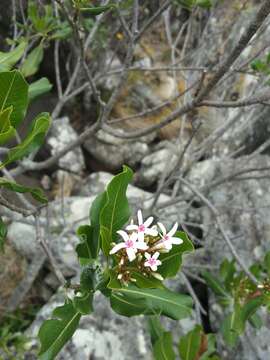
[8, 222, 37, 260]
[83, 129, 150, 172]
[48, 117, 85, 173]
[138, 146, 178, 187]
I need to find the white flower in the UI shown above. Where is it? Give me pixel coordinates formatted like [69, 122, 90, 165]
[109, 230, 148, 262]
[144, 252, 161, 271]
[126, 209, 158, 242]
[157, 222, 183, 250]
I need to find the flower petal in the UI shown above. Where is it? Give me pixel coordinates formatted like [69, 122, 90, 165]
[144, 216, 154, 228]
[130, 232, 138, 241]
[145, 228, 158, 236]
[117, 230, 129, 242]
[126, 248, 137, 262]
[156, 260, 162, 266]
[136, 241, 148, 250]
[167, 222, 178, 237]
[151, 265, 158, 272]
[144, 252, 151, 260]
[163, 241, 173, 250]
[157, 222, 167, 235]
[109, 242, 126, 254]
[137, 209, 143, 225]
[171, 236, 183, 245]
[153, 252, 160, 259]
[137, 231, 144, 242]
[126, 224, 138, 231]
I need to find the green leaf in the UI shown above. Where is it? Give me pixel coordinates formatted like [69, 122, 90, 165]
[148, 316, 165, 345]
[76, 225, 96, 264]
[79, 4, 116, 15]
[0, 70, 28, 127]
[200, 333, 218, 360]
[158, 231, 193, 278]
[0, 177, 47, 203]
[0, 217, 8, 252]
[219, 259, 236, 291]
[28, 77, 53, 102]
[2, 112, 51, 167]
[21, 43, 44, 77]
[249, 313, 263, 329]
[131, 271, 164, 289]
[110, 285, 193, 320]
[100, 165, 133, 256]
[73, 292, 93, 315]
[0, 107, 16, 145]
[196, 0, 212, 8]
[0, 41, 27, 71]
[221, 313, 239, 347]
[178, 325, 201, 360]
[153, 331, 176, 360]
[80, 264, 96, 292]
[38, 300, 81, 360]
[202, 271, 230, 300]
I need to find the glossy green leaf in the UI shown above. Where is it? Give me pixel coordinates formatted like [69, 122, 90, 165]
[28, 77, 53, 102]
[38, 300, 81, 360]
[148, 316, 165, 345]
[110, 285, 193, 320]
[21, 43, 44, 77]
[73, 292, 93, 315]
[89, 191, 107, 257]
[131, 271, 163, 289]
[221, 313, 239, 347]
[79, 4, 116, 15]
[153, 331, 176, 360]
[80, 264, 96, 292]
[0, 217, 8, 252]
[0, 70, 28, 127]
[0, 107, 16, 145]
[202, 271, 230, 300]
[76, 225, 96, 264]
[2, 112, 51, 167]
[100, 165, 133, 256]
[178, 325, 201, 360]
[196, 0, 212, 8]
[0, 177, 47, 203]
[0, 41, 27, 71]
[158, 231, 194, 278]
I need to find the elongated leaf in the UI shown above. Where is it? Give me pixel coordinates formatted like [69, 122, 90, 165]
[0, 177, 47, 203]
[100, 165, 133, 256]
[178, 325, 201, 360]
[2, 112, 51, 167]
[73, 292, 93, 315]
[0, 70, 28, 127]
[0, 107, 15, 145]
[202, 271, 230, 299]
[0, 41, 27, 71]
[153, 332, 176, 360]
[38, 300, 81, 360]
[80, 4, 116, 14]
[221, 313, 239, 347]
[21, 43, 44, 77]
[0, 217, 8, 252]
[76, 225, 96, 265]
[158, 231, 194, 278]
[148, 316, 165, 345]
[28, 77, 53, 102]
[110, 285, 193, 320]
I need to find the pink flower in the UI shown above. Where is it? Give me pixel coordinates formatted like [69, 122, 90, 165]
[144, 252, 161, 271]
[109, 230, 148, 262]
[157, 222, 183, 250]
[126, 210, 158, 242]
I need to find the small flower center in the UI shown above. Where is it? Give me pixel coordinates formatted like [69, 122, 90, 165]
[126, 239, 134, 248]
[138, 224, 145, 232]
[148, 258, 156, 266]
[164, 235, 169, 241]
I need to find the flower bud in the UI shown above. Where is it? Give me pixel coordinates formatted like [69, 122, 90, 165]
[152, 272, 164, 281]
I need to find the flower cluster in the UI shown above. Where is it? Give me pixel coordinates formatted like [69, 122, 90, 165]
[109, 210, 183, 284]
